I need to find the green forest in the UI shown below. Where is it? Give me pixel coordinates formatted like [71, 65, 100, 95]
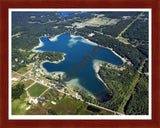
[12, 50, 64, 71]
[12, 83, 25, 100]
[124, 74, 148, 115]
[38, 51, 64, 62]
[97, 63, 148, 115]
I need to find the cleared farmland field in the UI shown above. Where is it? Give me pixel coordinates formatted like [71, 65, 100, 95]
[27, 83, 48, 97]
[17, 67, 28, 74]
[22, 79, 34, 89]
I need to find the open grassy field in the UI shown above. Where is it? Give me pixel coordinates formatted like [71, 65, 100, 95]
[46, 96, 84, 115]
[18, 48, 26, 52]
[72, 15, 120, 28]
[27, 63, 34, 69]
[12, 71, 22, 78]
[27, 83, 48, 97]
[17, 67, 28, 74]
[116, 36, 130, 44]
[106, 19, 120, 25]
[12, 71, 22, 86]
[28, 53, 35, 60]
[26, 105, 48, 115]
[45, 95, 114, 115]
[12, 32, 22, 38]
[73, 16, 110, 28]
[22, 79, 34, 89]
[42, 89, 114, 115]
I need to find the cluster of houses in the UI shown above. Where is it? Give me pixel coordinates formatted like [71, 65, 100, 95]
[23, 61, 83, 111]
[104, 60, 133, 71]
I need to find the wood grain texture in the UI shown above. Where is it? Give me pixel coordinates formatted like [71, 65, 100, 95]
[0, 0, 160, 128]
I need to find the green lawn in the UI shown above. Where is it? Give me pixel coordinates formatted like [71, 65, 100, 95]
[27, 83, 48, 97]
[17, 67, 28, 74]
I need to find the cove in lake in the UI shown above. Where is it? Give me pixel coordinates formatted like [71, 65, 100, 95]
[35, 34, 123, 101]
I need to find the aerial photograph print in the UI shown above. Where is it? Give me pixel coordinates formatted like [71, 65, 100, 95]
[9, 9, 151, 119]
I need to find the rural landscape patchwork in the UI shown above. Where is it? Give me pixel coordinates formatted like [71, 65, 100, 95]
[11, 10, 149, 116]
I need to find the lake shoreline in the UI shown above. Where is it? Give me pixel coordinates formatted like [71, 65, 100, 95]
[71, 35, 97, 46]
[71, 34, 126, 63]
[42, 53, 66, 64]
[71, 34, 126, 90]
[93, 61, 110, 90]
[32, 33, 125, 96]
[33, 33, 126, 64]
[40, 60, 65, 77]
[49, 34, 62, 42]
[32, 33, 64, 52]
[40, 52, 66, 73]
[32, 38, 44, 52]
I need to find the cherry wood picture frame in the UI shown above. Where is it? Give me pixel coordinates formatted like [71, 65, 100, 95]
[0, 0, 160, 128]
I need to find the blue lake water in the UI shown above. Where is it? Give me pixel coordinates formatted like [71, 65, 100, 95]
[35, 34, 123, 100]
[60, 11, 88, 17]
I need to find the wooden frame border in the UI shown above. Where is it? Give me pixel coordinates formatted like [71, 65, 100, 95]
[0, 0, 160, 128]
